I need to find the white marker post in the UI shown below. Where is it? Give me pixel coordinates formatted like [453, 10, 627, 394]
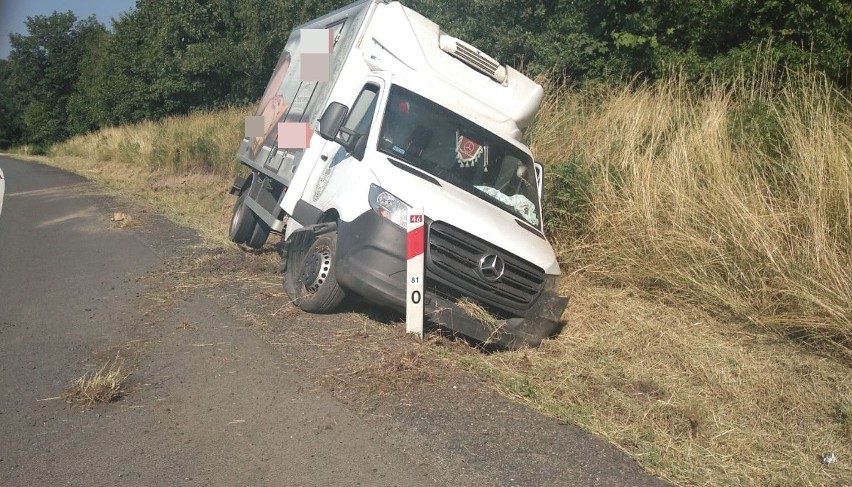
[406, 207, 425, 339]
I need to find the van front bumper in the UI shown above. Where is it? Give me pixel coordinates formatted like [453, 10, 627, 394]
[335, 211, 568, 348]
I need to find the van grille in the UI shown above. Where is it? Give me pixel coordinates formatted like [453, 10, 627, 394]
[426, 221, 545, 316]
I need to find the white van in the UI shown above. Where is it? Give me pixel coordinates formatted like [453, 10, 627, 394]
[229, 0, 568, 347]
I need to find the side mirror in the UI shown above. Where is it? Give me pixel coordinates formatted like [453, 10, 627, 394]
[317, 102, 349, 141]
[534, 161, 544, 199]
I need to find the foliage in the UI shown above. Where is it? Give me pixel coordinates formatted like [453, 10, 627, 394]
[5, 13, 104, 145]
[90, 0, 351, 126]
[0, 1, 349, 146]
[409, 0, 852, 85]
[0, 0, 849, 146]
[542, 156, 593, 238]
[0, 60, 23, 148]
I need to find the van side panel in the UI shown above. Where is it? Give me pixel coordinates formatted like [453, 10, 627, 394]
[235, 0, 375, 187]
[279, 3, 382, 219]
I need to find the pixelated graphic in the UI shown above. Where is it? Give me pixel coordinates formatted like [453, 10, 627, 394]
[299, 28, 332, 82]
[244, 116, 263, 138]
[300, 53, 331, 82]
[278, 122, 313, 149]
[250, 51, 292, 157]
[301, 29, 332, 54]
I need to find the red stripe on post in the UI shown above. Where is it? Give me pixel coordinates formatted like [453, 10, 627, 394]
[406, 226, 425, 259]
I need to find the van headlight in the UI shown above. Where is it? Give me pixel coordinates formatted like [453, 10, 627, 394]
[369, 184, 411, 229]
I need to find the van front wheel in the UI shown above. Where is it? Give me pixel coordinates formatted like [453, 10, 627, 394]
[284, 230, 346, 313]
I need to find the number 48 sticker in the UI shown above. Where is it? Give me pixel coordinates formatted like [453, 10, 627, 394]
[406, 207, 425, 338]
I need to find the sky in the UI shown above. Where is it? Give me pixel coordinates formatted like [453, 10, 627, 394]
[0, 0, 138, 59]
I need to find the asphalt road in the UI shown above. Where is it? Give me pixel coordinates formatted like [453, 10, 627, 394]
[0, 157, 671, 486]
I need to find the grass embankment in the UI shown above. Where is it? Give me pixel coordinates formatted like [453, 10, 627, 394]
[534, 69, 852, 357]
[509, 70, 851, 485]
[488, 69, 851, 485]
[12, 69, 851, 486]
[11, 106, 247, 244]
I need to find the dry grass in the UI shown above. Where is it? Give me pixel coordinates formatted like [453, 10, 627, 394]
[9, 105, 251, 247]
[53, 105, 248, 179]
[455, 297, 504, 344]
[144, 249, 282, 312]
[337, 348, 439, 396]
[459, 275, 852, 486]
[11, 153, 236, 246]
[64, 354, 129, 408]
[471, 66, 852, 485]
[531, 68, 852, 357]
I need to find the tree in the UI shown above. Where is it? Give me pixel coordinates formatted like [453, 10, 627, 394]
[67, 23, 110, 134]
[4, 0, 848, 148]
[97, 0, 348, 126]
[406, 0, 852, 86]
[0, 60, 23, 148]
[749, 0, 852, 84]
[7, 12, 106, 144]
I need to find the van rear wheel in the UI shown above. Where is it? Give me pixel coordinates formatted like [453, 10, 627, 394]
[229, 187, 255, 245]
[246, 221, 270, 249]
[229, 175, 270, 249]
[284, 230, 346, 313]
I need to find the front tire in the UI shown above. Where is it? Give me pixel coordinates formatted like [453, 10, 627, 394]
[284, 229, 346, 313]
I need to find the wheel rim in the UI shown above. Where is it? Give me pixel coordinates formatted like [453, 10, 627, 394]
[229, 204, 241, 235]
[230, 191, 247, 238]
[302, 246, 332, 294]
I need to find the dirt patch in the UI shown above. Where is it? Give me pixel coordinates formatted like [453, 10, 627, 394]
[110, 211, 139, 229]
[321, 345, 444, 397]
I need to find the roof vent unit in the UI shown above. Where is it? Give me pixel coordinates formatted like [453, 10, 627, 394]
[439, 34, 508, 84]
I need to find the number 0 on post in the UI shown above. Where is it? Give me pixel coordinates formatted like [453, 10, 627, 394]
[406, 207, 425, 338]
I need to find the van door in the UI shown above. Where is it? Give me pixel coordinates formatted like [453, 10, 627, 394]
[286, 82, 382, 233]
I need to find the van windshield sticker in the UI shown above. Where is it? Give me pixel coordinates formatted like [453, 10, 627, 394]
[455, 133, 484, 170]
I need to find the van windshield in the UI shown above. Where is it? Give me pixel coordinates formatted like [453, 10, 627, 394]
[377, 85, 540, 228]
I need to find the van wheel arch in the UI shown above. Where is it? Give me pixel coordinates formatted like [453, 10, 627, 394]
[319, 209, 340, 224]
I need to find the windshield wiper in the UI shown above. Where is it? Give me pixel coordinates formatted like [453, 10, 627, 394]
[386, 157, 441, 186]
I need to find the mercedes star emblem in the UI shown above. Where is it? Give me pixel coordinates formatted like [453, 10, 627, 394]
[478, 254, 505, 282]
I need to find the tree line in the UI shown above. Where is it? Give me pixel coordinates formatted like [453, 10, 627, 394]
[1, 0, 849, 148]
